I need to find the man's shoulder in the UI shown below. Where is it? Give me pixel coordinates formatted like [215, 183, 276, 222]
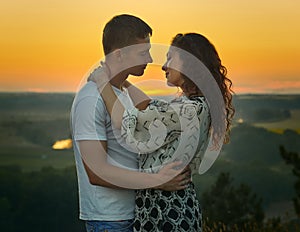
[75, 82, 104, 101]
[77, 81, 98, 97]
[72, 82, 106, 110]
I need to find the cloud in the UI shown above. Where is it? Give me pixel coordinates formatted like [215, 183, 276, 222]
[234, 80, 300, 94]
[266, 81, 300, 93]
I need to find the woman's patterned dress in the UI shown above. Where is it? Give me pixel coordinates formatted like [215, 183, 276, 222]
[121, 96, 211, 232]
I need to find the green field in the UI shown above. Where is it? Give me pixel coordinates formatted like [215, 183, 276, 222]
[254, 109, 300, 134]
[1, 93, 299, 170]
[0, 92, 75, 171]
[1, 92, 300, 223]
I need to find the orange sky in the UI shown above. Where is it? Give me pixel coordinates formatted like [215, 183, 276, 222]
[0, 0, 300, 94]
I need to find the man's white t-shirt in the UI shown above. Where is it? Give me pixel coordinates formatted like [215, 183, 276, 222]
[71, 81, 138, 221]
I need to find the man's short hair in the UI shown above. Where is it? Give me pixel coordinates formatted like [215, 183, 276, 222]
[102, 14, 152, 55]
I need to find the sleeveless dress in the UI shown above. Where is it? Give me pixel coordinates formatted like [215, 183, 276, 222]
[121, 96, 211, 232]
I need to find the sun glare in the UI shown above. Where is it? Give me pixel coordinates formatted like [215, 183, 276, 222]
[52, 139, 72, 150]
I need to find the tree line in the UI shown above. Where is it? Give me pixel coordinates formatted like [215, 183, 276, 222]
[1, 146, 299, 231]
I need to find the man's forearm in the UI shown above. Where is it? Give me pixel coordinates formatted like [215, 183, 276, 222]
[83, 159, 127, 189]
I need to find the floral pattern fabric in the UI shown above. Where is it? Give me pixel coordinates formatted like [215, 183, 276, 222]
[121, 96, 211, 232]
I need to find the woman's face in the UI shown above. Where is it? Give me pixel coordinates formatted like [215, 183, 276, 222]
[162, 49, 184, 87]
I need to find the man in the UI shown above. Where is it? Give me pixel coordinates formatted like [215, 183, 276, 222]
[71, 14, 190, 232]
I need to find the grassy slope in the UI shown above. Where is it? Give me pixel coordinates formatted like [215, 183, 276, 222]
[1, 92, 299, 219]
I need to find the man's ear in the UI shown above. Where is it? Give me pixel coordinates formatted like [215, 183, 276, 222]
[114, 49, 122, 62]
[106, 49, 122, 65]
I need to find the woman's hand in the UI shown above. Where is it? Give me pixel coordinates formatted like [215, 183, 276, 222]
[156, 161, 184, 186]
[155, 165, 191, 191]
[88, 62, 111, 92]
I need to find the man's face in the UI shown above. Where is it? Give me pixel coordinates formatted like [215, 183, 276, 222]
[122, 36, 153, 76]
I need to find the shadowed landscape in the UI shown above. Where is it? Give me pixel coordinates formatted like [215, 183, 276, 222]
[1, 92, 300, 231]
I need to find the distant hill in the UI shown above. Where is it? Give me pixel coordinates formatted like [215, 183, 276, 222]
[233, 94, 300, 123]
[1, 92, 299, 116]
[0, 92, 75, 115]
[0, 92, 300, 214]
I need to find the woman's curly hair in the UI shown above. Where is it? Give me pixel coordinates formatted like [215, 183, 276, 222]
[171, 33, 235, 143]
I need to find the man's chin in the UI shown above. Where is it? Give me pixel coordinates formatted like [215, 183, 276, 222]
[131, 70, 145, 77]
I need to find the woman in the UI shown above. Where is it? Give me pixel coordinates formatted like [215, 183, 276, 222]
[95, 33, 234, 232]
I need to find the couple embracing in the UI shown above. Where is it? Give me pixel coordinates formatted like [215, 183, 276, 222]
[71, 14, 234, 232]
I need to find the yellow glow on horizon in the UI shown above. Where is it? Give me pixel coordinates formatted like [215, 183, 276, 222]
[1, 0, 300, 93]
[52, 139, 72, 150]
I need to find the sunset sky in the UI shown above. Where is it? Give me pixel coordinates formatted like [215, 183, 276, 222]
[0, 0, 299, 94]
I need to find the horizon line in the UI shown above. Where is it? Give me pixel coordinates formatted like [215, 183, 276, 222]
[0, 90, 299, 96]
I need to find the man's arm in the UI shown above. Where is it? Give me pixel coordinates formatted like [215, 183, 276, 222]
[82, 140, 127, 189]
[78, 140, 183, 190]
[80, 139, 190, 191]
[85, 158, 190, 191]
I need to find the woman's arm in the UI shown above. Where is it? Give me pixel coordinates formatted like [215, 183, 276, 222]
[92, 66, 195, 156]
[90, 64, 127, 129]
[100, 82, 125, 129]
[100, 81, 151, 129]
[123, 80, 151, 110]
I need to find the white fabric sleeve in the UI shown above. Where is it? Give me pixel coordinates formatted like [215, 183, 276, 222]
[73, 96, 107, 141]
[121, 99, 188, 154]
